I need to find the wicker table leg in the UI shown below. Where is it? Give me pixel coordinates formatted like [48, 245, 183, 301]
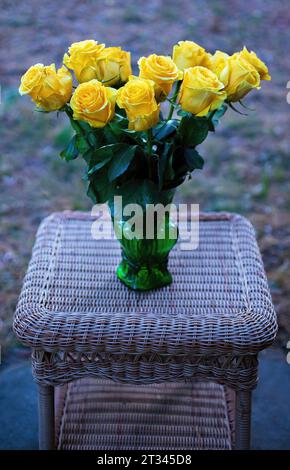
[235, 390, 251, 449]
[38, 385, 55, 450]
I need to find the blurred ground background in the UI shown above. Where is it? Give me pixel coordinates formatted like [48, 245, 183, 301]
[1, 0, 290, 364]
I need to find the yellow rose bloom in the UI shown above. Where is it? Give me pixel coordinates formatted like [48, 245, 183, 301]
[63, 39, 105, 83]
[173, 41, 211, 71]
[70, 80, 116, 128]
[19, 63, 45, 101]
[138, 54, 182, 102]
[237, 46, 271, 81]
[96, 47, 132, 86]
[178, 66, 227, 117]
[117, 76, 160, 131]
[208, 50, 229, 78]
[19, 64, 73, 111]
[219, 54, 260, 102]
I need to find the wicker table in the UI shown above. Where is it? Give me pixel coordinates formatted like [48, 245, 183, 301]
[13, 211, 277, 450]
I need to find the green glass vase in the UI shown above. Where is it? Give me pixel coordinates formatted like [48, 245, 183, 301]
[112, 198, 178, 291]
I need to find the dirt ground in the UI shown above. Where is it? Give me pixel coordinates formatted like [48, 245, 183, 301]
[1, 0, 290, 353]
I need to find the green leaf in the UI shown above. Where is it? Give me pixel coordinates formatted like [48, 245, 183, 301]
[87, 132, 98, 147]
[75, 119, 92, 134]
[88, 154, 113, 175]
[87, 182, 97, 203]
[107, 115, 145, 144]
[115, 107, 128, 119]
[120, 128, 146, 146]
[207, 118, 215, 132]
[111, 113, 128, 127]
[210, 104, 228, 129]
[157, 143, 174, 190]
[88, 169, 116, 204]
[82, 149, 94, 164]
[153, 120, 179, 141]
[88, 144, 121, 169]
[107, 115, 134, 142]
[184, 148, 204, 171]
[178, 115, 209, 146]
[103, 126, 119, 143]
[107, 145, 137, 182]
[177, 109, 188, 117]
[88, 143, 137, 179]
[67, 116, 89, 135]
[60, 135, 79, 161]
[75, 134, 90, 154]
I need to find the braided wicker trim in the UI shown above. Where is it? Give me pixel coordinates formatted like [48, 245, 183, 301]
[32, 349, 258, 390]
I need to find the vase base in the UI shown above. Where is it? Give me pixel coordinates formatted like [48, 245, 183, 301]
[116, 259, 172, 291]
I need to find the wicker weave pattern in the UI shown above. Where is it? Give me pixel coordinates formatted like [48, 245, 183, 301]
[13, 211, 277, 389]
[32, 349, 258, 389]
[55, 379, 233, 450]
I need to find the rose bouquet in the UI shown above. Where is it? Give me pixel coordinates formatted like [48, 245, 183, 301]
[19, 40, 270, 290]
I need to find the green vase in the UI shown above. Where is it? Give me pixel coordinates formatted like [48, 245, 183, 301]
[111, 192, 178, 291]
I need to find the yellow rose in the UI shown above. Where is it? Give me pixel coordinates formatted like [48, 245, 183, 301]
[117, 76, 160, 131]
[19, 64, 73, 111]
[173, 41, 211, 71]
[138, 54, 182, 102]
[238, 46, 271, 81]
[70, 80, 116, 128]
[208, 50, 229, 78]
[96, 47, 132, 86]
[19, 63, 45, 100]
[219, 53, 260, 102]
[178, 66, 227, 116]
[63, 40, 105, 83]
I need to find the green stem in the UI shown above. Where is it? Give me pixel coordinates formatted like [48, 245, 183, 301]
[167, 80, 182, 120]
[147, 128, 153, 155]
[147, 128, 153, 180]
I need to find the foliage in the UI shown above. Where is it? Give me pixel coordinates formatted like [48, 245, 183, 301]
[59, 102, 228, 207]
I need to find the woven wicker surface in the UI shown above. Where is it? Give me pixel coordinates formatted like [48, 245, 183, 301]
[13, 211, 277, 388]
[55, 378, 233, 450]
